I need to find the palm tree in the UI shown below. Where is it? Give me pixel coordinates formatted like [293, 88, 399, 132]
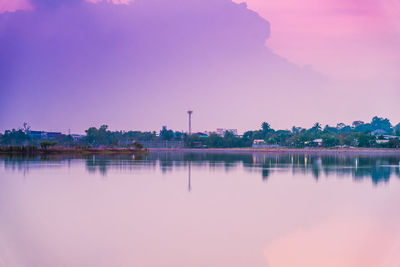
[313, 122, 322, 132]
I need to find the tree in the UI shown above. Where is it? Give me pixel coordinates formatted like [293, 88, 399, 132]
[292, 126, 302, 134]
[337, 132, 355, 146]
[352, 121, 364, 128]
[354, 123, 372, 133]
[356, 133, 376, 147]
[206, 133, 224, 148]
[322, 133, 339, 147]
[312, 122, 322, 132]
[388, 138, 400, 148]
[160, 127, 174, 141]
[394, 123, 400, 136]
[85, 125, 110, 145]
[336, 123, 346, 130]
[23, 122, 31, 134]
[128, 141, 144, 150]
[261, 122, 271, 133]
[370, 116, 392, 133]
[40, 140, 58, 150]
[1, 129, 30, 145]
[324, 125, 338, 133]
[62, 135, 74, 147]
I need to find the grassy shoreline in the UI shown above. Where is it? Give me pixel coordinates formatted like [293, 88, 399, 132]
[149, 147, 400, 155]
[1, 146, 399, 156]
[0, 146, 149, 156]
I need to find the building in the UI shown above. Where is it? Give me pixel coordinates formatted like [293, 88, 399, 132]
[253, 139, 266, 145]
[305, 139, 323, 147]
[252, 139, 281, 148]
[376, 139, 390, 144]
[46, 132, 64, 140]
[29, 131, 46, 139]
[352, 121, 364, 128]
[196, 132, 209, 138]
[28, 131, 64, 140]
[70, 134, 85, 141]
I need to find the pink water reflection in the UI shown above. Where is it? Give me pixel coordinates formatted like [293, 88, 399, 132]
[0, 158, 399, 267]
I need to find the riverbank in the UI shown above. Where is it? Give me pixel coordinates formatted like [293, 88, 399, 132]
[149, 147, 400, 155]
[0, 146, 148, 156]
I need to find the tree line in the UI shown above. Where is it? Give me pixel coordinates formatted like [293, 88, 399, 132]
[1, 116, 400, 148]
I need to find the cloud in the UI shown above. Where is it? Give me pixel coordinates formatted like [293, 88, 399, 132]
[0, 0, 32, 13]
[0, 0, 325, 132]
[0, 0, 130, 13]
[87, 0, 132, 4]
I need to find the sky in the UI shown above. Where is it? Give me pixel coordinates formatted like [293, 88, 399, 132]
[0, 0, 399, 134]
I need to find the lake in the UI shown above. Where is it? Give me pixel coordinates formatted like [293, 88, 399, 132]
[1, 152, 400, 267]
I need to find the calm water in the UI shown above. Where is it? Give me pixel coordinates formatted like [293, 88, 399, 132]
[1, 152, 400, 267]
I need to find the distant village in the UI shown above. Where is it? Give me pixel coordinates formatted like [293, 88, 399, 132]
[1, 116, 400, 149]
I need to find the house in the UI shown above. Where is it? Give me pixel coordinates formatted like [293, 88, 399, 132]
[305, 139, 323, 147]
[376, 139, 389, 144]
[382, 135, 400, 141]
[371, 129, 388, 136]
[253, 139, 266, 145]
[252, 139, 281, 148]
[196, 132, 209, 138]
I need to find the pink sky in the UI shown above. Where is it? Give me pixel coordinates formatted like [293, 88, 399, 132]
[3, 0, 399, 79]
[233, 0, 400, 78]
[1, 0, 399, 133]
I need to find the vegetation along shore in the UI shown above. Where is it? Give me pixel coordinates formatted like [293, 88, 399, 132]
[1, 116, 399, 155]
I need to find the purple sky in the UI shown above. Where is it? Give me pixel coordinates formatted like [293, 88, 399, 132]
[1, 0, 399, 133]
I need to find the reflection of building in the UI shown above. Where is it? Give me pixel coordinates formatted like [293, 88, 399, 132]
[216, 128, 238, 136]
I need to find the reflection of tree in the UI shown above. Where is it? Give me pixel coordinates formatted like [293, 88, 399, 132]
[371, 167, 391, 184]
[311, 165, 320, 181]
[261, 168, 270, 181]
[2, 152, 400, 185]
[86, 156, 108, 176]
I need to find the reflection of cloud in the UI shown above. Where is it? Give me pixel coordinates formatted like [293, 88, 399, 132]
[264, 218, 400, 267]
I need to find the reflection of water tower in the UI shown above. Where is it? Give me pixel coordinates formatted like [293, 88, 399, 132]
[187, 110, 193, 135]
[188, 161, 191, 192]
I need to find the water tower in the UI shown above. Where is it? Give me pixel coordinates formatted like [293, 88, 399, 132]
[187, 110, 193, 135]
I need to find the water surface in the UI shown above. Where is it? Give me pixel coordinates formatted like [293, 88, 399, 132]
[1, 152, 400, 267]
